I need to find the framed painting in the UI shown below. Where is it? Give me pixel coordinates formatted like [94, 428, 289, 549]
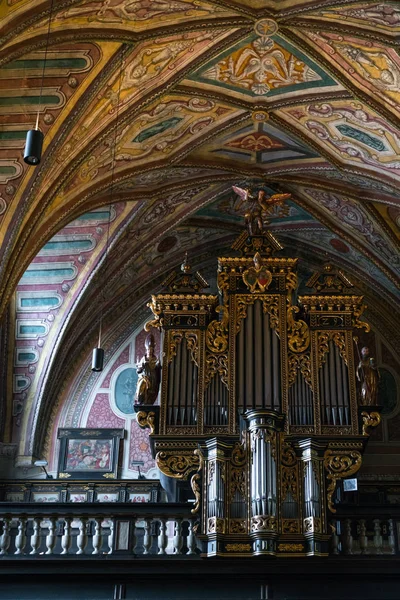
[57, 428, 124, 480]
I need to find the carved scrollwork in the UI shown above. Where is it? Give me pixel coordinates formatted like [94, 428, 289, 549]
[136, 411, 156, 434]
[236, 296, 251, 333]
[278, 543, 304, 552]
[184, 332, 199, 366]
[262, 296, 280, 333]
[168, 331, 183, 363]
[217, 270, 229, 302]
[353, 302, 370, 332]
[286, 271, 298, 295]
[324, 449, 362, 513]
[205, 352, 228, 387]
[282, 519, 300, 534]
[206, 305, 229, 353]
[229, 520, 247, 534]
[287, 305, 310, 353]
[156, 450, 201, 480]
[231, 442, 246, 467]
[288, 353, 312, 388]
[251, 515, 276, 532]
[361, 411, 381, 436]
[303, 516, 321, 534]
[318, 331, 347, 367]
[225, 543, 251, 552]
[208, 516, 225, 534]
[190, 449, 204, 515]
[281, 439, 298, 502]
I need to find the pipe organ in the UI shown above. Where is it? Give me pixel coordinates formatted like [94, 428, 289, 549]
[138, 229, 381, 557]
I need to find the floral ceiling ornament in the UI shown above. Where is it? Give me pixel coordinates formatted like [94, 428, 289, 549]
[200, 18, 320, 97]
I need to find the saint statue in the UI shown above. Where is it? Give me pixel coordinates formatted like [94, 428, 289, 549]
[232, 186, 291, 235]
[135, 333, 161, 405]
[356, 346, 380, 406]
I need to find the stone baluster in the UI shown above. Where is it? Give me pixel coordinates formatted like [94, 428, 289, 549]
[92, 518, 103, 555]
[76, 517, 88, 555]
[0, 517, 11, 555]
[45, 518, 56, 555]
[373, 519, 383, 554]
[30, 518, 41, 555]
[15, 517, 27, 555]
[358, 519, 368, 555]
[157, 518, 167, 555]
[132, 517, 137, 554]
[173, 519, 183, 555]
[330, 521, 339, 555]
[108, 519, 114, 555]
[342, 519, 353, 555]
[143, 518, 151, 555]
[61, 518, 72, 555]
[388, 519, 395, 555]
[187, 519, 196, 555]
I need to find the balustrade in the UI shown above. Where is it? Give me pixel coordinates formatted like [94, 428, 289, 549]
[331, 516, 397, 556]
[0, 503, 198, 558]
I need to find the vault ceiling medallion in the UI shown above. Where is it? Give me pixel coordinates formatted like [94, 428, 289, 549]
[185, 17, 342, 103]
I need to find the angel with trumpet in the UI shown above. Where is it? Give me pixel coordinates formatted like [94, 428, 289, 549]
[232, 185, 291, 235]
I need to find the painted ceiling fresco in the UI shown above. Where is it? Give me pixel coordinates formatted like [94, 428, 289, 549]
[1, 1, 399, 460]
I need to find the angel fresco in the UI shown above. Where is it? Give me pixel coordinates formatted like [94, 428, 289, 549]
[232, 186, 291, 235]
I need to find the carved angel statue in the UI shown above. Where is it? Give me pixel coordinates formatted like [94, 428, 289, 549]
[232, 186, 291, 235]
[135, 333, 161, 405]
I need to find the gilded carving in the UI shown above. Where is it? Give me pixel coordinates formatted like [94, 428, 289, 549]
[287, 305, 310, 353]
[278, 543, 304, 552]
[282, 519, 300, 534]
[229, 519, 247, 534]
[145, 296, 163, 331]
[324, 450, 362, 513]
[136, 410, 156, 434]
[317, 331, 348, 367]
[262, 296, 280, 333]
[156, 450, 201, 480]
[206, 305, 229, 353]
[288, 353, 312, 387]
[168, 331, 184, 363]
[361, 411, 381, 436]
[190, 449, 204, 515]
[184, 332, 199, 366]
[205, 352, 228, 387]
[225, 543, 251, 552]
[217, 270, 229, 302]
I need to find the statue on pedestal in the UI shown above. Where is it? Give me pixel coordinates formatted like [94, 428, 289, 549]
[356, 346, 380, 406]
[135, 333, 161, 405]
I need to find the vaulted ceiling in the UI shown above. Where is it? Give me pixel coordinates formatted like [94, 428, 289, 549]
[1, 0, 399, 457]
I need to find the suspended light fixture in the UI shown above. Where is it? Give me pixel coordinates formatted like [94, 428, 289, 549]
[91, 48, 125, 372]
[23, 0, 54, 165]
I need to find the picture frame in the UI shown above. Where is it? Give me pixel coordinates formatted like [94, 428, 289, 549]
[57, 428, 124, 480]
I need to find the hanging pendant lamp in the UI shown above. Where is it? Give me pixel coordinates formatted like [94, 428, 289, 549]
[91, 48, 125, 373]
[23, 0, 54, 166]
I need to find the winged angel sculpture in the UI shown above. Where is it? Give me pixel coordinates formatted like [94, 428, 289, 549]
[232, 186, 291, 234]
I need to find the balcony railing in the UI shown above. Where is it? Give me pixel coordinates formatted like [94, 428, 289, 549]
[0, 503, 199, 558]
